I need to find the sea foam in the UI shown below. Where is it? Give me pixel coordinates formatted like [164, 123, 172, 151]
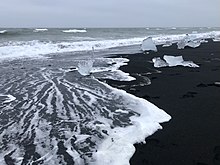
[62, 29, 87, 33]
[0, 30, 7, 34]
[33, 28, 48, 32]
[0, 57, 171, 165]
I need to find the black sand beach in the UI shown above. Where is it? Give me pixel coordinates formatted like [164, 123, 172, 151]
[106, 40, 220, 165]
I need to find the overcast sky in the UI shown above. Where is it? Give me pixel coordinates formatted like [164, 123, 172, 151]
[0, 0, 219, 28]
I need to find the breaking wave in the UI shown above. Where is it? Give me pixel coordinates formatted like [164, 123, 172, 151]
[0, 31, 220, 61]
[62, 29, 87, 33]
[0, 30, 7, 34]
[33, 29, 48, 32]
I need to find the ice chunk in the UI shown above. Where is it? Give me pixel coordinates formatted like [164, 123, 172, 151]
[177, 34, 204, 49]
[177, 34, 190, 49]
[187, 40, 201, 48]
[77, 59, 93, 76]
[163, 55, 184, 66]
[78, 47, 95, 76]
[152, 57, 168, 68]
[141, 37, 157, 52]
[213, 34, 220, 42]
[163, 55, 199, 67]
[152, 55, 199, 68]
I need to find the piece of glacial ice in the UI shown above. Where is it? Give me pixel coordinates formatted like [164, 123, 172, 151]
[164, 55, 184, 66]
[152, 55, 199, 68]
[163, 55, 199, 67]
[177, 34, 190, 49]
[213, 35, 220, 42]
[141, 37, 157, 52]
[152, 57, 168, 68]
[77, 59, 93, 76]
[177, 34, 203, 49]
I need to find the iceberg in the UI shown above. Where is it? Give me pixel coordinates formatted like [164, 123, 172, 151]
[141, 37, 157, 52]
[152, 55, 199, 68]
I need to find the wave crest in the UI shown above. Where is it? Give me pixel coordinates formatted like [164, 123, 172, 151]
[62, 29, 87, 33]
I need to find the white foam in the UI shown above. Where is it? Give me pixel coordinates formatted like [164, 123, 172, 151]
[115, 109, 129, 114]
[94, 81, 171, 165]
[141, 37, 157, 52]
[62, 29, 87, 33]
[0, 94, 16, 103]
[0, 38, 143, 61]
[0, 30, 7, 34]
[152, 55, 199, 68]
[33, 28, 48, 32]
[90, 58, 135, 81]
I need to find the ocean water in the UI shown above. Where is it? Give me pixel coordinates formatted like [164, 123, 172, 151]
[1, 27, 220, 60]
[0, 27, 220, 165]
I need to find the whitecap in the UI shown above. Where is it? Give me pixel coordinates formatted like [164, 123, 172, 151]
[0, 30, 7, 34]
[33, 28, 48, 32]
[62, 29, 87, 33]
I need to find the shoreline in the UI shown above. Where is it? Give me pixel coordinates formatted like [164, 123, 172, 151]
[106, 40, 220, 165]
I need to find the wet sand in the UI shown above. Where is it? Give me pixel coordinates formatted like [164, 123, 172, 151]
[106, 40, 220, 165]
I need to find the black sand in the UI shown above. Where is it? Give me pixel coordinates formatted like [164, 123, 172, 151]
[106, 40, 220, 165]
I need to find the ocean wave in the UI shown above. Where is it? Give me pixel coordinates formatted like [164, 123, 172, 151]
[62, 29, 87, 33]
[0, 31, 220, 61]
[0, 30, 7, 34]
[33, 28, 48, 32]
[0, 38, 144, 60]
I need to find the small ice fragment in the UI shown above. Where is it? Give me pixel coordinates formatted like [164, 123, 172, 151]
[213, 35, 220, 42]
[77, 48, 94, 76]
[177, 39, 186, 49]
[141, 37, 157, 52]
[177, 34, 190, 49]
[77, 60, 93, 76]
[152, 57, 168, 68]
[187, 40, 201, 48]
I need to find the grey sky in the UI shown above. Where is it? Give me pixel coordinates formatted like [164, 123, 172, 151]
[0, 0, 219, 27]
